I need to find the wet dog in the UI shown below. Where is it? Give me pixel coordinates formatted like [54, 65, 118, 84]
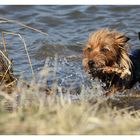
[83, 28, 140, 96]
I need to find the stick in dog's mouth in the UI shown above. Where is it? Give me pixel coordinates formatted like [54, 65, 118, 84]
[88, 66, 131, 80]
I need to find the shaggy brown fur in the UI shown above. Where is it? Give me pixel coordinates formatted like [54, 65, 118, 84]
[83, 28, 138, 96]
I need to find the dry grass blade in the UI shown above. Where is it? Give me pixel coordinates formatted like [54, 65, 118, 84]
[4, 79, 17, 88]
[0, 32, 18, 88]
[1, 31, 8, 56]
[0, 50, 11, 66]
[18, 33, 35, 77]
[0, 64, 11, 84]
[0, 17, 48, 36]
[0, 92, 14, 101]
[0, 50, 15, 86]
[2, 31, 35, 78]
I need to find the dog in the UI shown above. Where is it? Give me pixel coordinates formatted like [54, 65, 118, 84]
[83, 28, 140, 96]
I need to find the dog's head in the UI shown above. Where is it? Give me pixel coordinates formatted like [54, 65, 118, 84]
[83, 28, 132, 75]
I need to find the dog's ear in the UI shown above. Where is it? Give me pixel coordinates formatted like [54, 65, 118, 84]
[115, 35, 130, 46]
[83, 47, 89, 57]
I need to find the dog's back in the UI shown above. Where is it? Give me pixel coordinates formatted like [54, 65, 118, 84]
[129, 49, 140, 87]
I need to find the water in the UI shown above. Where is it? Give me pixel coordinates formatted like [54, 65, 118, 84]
[0, 5, 140, 90]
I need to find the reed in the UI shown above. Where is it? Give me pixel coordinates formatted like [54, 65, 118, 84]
[0, 33, 16, 91]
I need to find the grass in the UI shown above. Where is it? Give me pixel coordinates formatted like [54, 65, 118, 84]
[0, 64, 140, 135]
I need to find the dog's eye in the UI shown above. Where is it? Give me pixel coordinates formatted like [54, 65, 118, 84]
[87, 47, 93, 52]
[100, 47, 110, 53]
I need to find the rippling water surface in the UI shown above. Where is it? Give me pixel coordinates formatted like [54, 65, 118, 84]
[0, 5, 140, 88]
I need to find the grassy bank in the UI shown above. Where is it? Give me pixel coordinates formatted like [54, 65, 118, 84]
[0, 92, 140, 135]
[0, 66, 140, 135]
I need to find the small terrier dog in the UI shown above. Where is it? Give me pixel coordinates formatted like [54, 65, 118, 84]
[83, 28, 140, 96]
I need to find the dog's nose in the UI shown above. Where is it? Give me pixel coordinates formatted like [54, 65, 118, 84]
[88, 60, 95, 66]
